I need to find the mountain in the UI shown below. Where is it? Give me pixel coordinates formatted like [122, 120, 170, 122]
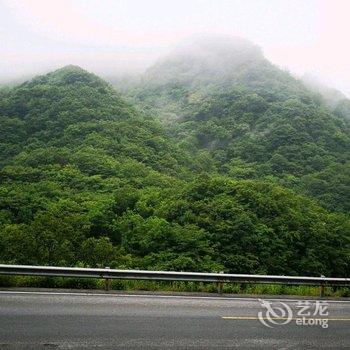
[126, 36, 350, 213]
[144, 35, 264, 89]
[0, 63, 349, 277]
[0, 66, 210, 267]
[0, 65, 207, 176]
[129, 36, 307, 118]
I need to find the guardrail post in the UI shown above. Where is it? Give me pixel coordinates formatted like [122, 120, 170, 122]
[320, 275, 325, 297]
[104, 267, 111, 291]
[320, 283, 325, 297]
[217, 271, 224, 294]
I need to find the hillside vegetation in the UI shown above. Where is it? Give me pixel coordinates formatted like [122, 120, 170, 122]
[0, 39, 349, 278]
[128, 36, 350, 213]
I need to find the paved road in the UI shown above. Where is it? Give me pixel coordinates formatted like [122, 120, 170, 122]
[0, 291, 349, 349]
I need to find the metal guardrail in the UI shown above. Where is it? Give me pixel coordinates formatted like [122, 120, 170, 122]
[0, 264, 349, 294]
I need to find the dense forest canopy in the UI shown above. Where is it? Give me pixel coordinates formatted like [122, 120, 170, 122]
[0, 37, 349, 277]
[127, 37, 350, 213]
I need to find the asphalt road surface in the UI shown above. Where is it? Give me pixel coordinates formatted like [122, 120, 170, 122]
[0, 290, 349, 349]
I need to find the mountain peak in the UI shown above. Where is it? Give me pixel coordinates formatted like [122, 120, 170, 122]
[54, 64, 85, 71]
[173, 34, 262, 57]
[143, 35, 265, 87]
[22, 65, 110, 90]
[48, 65, 107, 86]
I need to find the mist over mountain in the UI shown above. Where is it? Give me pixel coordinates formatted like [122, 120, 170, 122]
[143, 36, 264, 86]
[302, 73, 350, 120]
[123, 36, 315, 118]
[122, 36, 350, 213]
[0, 36, 349, 277]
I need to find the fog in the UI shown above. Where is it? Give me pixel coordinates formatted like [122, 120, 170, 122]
[1, 0, 350, 97]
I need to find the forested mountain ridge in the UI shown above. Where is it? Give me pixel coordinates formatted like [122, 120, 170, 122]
[126, 36, 350, 213]
[0, 65, 209, 176]
[128, 36, 314, 118]
[0, 59, 349, 277]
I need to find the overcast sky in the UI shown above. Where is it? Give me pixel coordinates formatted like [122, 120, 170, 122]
[1, 0, 350, 96]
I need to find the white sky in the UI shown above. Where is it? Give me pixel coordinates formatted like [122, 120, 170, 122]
[1, 0, 350, 96]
